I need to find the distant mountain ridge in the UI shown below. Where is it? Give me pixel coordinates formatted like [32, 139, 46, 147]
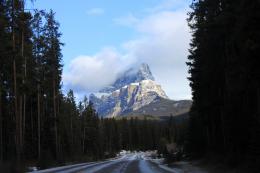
[89, 63, 191, 118]
[127, 98, 192, 117]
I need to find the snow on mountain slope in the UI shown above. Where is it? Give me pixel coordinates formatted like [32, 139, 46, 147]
[89, 63, 190, 118]
[99, 63, 155, 93]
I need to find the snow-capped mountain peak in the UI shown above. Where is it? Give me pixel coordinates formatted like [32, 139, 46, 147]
[99, 63, 155, 93]
[90, 63, 171, 117]
[136, 63, 155, 81]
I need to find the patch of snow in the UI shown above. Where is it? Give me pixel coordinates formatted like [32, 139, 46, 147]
[141, 79, 153, 84]
[93, 92, 111, 98]
[174, 103, 180, 107]
[150, 158, 164, 164]
[118, 150, 131, 156]
[28, 167, 38, 172]
[130, 82, 139, 86]
[114, 89, 120, 93]
[127, 154, 138, 161]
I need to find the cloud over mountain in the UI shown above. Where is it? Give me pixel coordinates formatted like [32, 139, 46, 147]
[64, 2, 191, 100]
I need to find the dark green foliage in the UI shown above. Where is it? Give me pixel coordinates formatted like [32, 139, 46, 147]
[0, 0, 64, 170]
[187, 0, 260, 169]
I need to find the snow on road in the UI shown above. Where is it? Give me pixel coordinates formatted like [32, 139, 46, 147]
[78, 160, 123, 173]
[29, 151, 207, 173]
[78, 153, 138, 173]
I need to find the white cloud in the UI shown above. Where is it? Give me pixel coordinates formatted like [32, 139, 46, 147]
[65, 3, 191, 100]
[63, 48, 134, 94]
[120, 8, 191, 99]
[86, 8, 104, 16]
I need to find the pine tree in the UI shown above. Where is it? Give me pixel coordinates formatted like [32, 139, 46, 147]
[0, 0, 9, 162]
[41, 10, 63, 160]
[187, 0, 260, 169]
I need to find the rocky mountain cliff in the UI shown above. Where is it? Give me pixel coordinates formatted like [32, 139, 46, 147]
[89, 63, 191, 118]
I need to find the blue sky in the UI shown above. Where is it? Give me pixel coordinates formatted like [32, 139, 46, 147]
[28, 0, 192, 100]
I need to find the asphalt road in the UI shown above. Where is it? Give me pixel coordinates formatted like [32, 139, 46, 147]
[32, 152, 177, 173]
[78, 155, 174, 173]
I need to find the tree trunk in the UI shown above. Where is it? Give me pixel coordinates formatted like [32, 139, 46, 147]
[21, 14, 26, 158]
[19, 96, 23, 158]
[258, 88, 260, 117]
[14, 56, 20, 164]
[83, 127, 86, 153]
[37, 84, 41, 160]
[12, 0, 21, 164]
[22, 94, 25, 147]
[57, 94, 60, 153]
[0, 79, 3, 161]
[22, 31, 27, 153]
[70, 115, 73, 149]
[30, 100, 33, 146]
[53, 79, 58, 158]
[220, 109, 227, 149]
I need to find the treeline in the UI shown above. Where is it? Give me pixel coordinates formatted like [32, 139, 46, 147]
[58, 96, 186, 164]
[187, 0, 260, 170]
